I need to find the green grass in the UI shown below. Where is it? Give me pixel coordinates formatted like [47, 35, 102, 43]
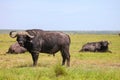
[0, 66, 119, 80]
[0, 34, 120, 80]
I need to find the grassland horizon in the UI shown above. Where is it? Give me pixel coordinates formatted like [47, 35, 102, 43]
[0, 29, 120, 34]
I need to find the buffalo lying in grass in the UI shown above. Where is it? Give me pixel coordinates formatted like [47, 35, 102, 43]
[79, 41, 112, 53]
[7, 42, 27, 54]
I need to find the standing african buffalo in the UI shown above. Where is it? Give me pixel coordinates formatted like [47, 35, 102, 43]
[9, 29, 70, 66]
[7, 42, 27, 54]
[79, 41, 111, 53]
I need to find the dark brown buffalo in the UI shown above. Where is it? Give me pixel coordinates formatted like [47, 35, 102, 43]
[79, 41, 111, 53]
[9, 29, 71, 66]
[7, 42, 27, 54]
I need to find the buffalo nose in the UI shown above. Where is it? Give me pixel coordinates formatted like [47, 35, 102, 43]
[18, 41, 24, 46]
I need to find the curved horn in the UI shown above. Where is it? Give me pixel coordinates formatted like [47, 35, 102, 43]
[18, 31, 34, 38]
[9, 31, 17, 38]
[25, 32, 34, 38]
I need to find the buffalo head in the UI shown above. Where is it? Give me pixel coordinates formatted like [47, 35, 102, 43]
[9, 31, 34, 47]
[100, 41, 110, 47]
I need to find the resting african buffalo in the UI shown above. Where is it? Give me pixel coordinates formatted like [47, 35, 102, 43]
[79, 41, 111, 53]
[7, 42, 27, 54]
[9, 29, 70, 66]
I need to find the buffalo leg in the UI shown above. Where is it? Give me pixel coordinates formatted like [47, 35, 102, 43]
[61, 46, 70, 67]
[31, 52, 39, 66]
[61, 52, 66, 66]
[66, 51, 70, 67]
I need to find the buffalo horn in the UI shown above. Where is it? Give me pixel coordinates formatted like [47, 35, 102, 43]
[9, 31, 17, 38]
[24, 32, 34, 38]
[17, 31, 34, 38]
[9, 31, 34, 38]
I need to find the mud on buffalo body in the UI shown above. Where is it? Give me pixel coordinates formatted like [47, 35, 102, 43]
[9, 29, 71, 66]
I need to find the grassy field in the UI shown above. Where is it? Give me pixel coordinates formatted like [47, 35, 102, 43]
[0, 33, 120, 80]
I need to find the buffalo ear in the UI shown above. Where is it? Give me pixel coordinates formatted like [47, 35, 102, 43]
[29, 39, 33, 43]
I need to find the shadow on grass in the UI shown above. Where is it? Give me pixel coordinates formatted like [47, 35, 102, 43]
[15, 64, 33, 68]
[15, 62, 53, 68]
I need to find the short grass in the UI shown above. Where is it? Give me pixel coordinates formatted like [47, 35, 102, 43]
[0, 33, 120, 80]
